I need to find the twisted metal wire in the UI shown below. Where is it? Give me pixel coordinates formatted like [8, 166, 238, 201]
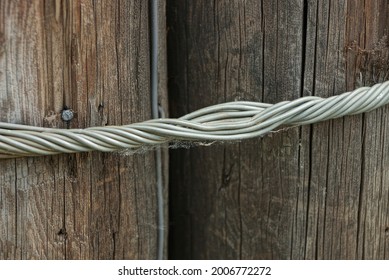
[1, 81, 389, 159]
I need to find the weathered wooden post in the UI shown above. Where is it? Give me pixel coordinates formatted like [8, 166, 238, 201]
[0, 0, 167, 259]
[168, 0, 389, 259]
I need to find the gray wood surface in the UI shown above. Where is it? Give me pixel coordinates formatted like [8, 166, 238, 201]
[0, 0, 167, 259]
[168, 0, 389, 259]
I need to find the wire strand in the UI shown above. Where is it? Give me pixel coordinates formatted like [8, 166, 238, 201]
[150, 0, 165, 261]
[1, 81, 389, 159]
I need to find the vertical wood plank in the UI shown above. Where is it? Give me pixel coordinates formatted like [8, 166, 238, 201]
[0, 0, 167, 259]
[168, 0, 389, 259]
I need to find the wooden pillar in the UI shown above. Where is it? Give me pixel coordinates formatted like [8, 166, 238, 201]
[168, 0, 389, 259]
[0, 0, 167, 259]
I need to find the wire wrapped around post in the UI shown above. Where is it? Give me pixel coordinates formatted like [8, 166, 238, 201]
[1, 81, 389, 159]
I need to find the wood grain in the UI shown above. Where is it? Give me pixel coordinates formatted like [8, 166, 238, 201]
[168, 0, 389, 259]
[0, 0, 167, 259]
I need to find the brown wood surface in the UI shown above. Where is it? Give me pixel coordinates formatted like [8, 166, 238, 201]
[0, 0, 167, 259]
[168, 0, 389, 259]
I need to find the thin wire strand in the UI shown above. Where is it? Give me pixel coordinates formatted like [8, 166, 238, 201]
[1, 81, 389, 158]
[150, 0, 165, 261]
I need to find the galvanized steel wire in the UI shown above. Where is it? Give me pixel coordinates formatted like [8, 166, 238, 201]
[1, 81, 389, 159]
[150, 0, 165, 260]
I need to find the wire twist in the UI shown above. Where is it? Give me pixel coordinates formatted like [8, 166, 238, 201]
[1, 81, 389, 158]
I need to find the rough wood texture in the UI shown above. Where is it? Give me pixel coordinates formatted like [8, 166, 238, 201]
[0, 0, 167, 259]
[168, 0, 389, 259]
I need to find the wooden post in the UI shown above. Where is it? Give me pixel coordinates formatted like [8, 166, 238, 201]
[0, 0, 167, 259]
[168, 0, 389, 259]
